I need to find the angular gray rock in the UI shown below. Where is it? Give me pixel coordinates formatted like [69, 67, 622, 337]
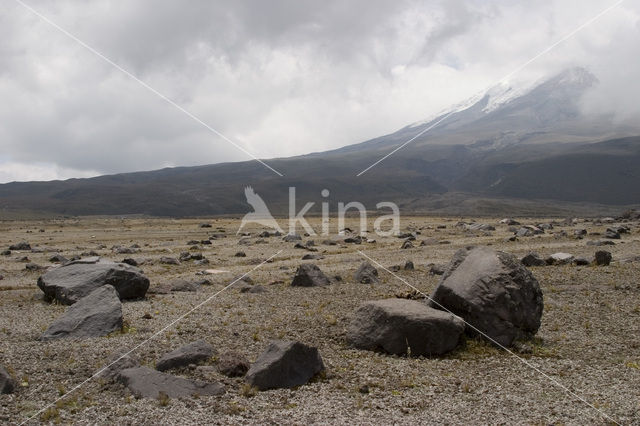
[545, 252, 574, 265]
[521, 253, 546, 267]
[118, 367, 224, 398]
[429, 247, 544, 347]
[594, 250, 612, 266]
[38, 260, 149, 305]
[156, 340, 214, 372]
[245, 340, 324, 390]
[283, 234, 302, 242]
[0, 365, 16, 394]
[40, 285, 123, 341]
[354, 262, 379, 284]
[291, 264, 330, 287]
[604, 228, 621, 239]
[217, 351, 250, 377]
[346, 298, 465, 356]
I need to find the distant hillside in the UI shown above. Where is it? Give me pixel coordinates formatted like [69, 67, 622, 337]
[1, 68, 640, 217]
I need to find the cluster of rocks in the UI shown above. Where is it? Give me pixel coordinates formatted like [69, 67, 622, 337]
[347, 246, 544, 354]
[521, 250, 613, 267]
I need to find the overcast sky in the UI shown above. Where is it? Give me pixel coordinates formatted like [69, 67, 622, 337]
[0, 0, 638, 182]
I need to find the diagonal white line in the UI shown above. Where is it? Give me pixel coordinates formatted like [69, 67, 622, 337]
[13, 0, 284, 177]
[356, 0, 626, 176]
[20, 250, 283, 425]
[357, 250, 620, 425]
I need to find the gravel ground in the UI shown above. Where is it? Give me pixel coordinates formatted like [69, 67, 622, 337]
[0, 216, 639, 425]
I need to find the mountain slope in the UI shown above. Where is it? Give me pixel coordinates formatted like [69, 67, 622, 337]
[1, 67, 639, 217]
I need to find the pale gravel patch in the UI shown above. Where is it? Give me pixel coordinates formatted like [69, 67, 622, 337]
[0, 216, 638, 424]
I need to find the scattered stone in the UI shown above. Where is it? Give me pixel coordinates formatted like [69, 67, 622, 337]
[572, 257, 590, 266]
[25, 263, 45, 271]
[404, 260, 414, 270]
[302, 254, 324, 260]
[500, 218, 520, 226]
[49, 254, 69, 263]
[545, 253, 574, 265]
[118, 367, 224, 398]
[160, 256, 180, 265]
[521, 253, 546, 267]
[321, 240, 337, 246]
[8, 241, 30, 251]
[291, 264, 331, 287]
[401, 240, 414, 249]
[37, 260, 150, 305]
[0, 366, 16, 394]
[199, 223, 212, 228]
[217, 352, 250, 377]
[1, 250, 10, 256]
[354, 262, 379, 284]
[156, 340, 214, 372]
[234, 251, 247, 257]
[240, 284, 266, 294]
[344, 236, 363, 244]
[346, 298, 465, 356]
[604, 228, 621, 239]
[283, 234, 302, 242]
[40, 285, 123, 340]
[430, 247, 544, 346]
[245, 340, 325, 390]
[169, 279, 199, 292]
[587, 240, 614, 246]
[466, 223, 495, 231]
[428, 264, 446, 275]
[574, 229, 588, 238]
[122, 258, 138, 266]
[594, 250, 612, 266]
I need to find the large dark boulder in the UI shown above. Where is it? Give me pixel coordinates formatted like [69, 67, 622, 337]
[245, 340, 324, 390]
[0, 365, 16, 394]
[291, 264, 330, 287]
[346, 298, 464, 356]
[40, 285, 123, 340]
[430, 247, 543, 347]
[118, 367, 224, 398]
[37, 260, 149, 305]
[156, 340, 214, 371]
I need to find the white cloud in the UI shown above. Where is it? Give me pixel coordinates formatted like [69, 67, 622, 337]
[0, 0, 638, 182]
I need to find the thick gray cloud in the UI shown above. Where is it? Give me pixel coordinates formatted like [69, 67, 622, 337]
[0, 0, 638, 182]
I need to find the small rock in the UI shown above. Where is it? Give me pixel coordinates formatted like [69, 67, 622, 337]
[234, 251, 247, 257]
[291, 264, 331, 287]
[0, 366, 16, 394]
[401, 240, 414, 249]
[283, 234, 302, 242]
[160, 256, 180, 265]
[572, 257, 590, 266]
[354, 262, 379, 284]
[9, 241, 30, 251]
[217, 352, 250, 377]
[245, 340, 325, 390]
[122, 258, 138, 266]
[545, 253, 574, 265]
[521, 253, 546, 267]
[594, 250, 612, 266]
[156, 340, 215, 372]
[118, 367, 224, 398]
[404, 260, 414, 270]
[428, 264, 446, 275]
[604, 228, 621, 239]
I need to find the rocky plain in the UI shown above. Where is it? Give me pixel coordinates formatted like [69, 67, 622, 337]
[0, 213, 639, 425]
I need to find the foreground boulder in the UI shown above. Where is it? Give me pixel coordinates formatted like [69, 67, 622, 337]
[118, 367, 224, 398]
[40, 285, 123, 341]
[38, 260, 150, 305]
[291, 264, 330, 287]
[0, 365, 16, 394]
[430, 247, 543, 347]
[99, 349, 141, 380]
[156, 340, 214, 372]
[354, 262, 379, 284]
[347, 299, 465, 356]
[245, 340, 324, 390]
